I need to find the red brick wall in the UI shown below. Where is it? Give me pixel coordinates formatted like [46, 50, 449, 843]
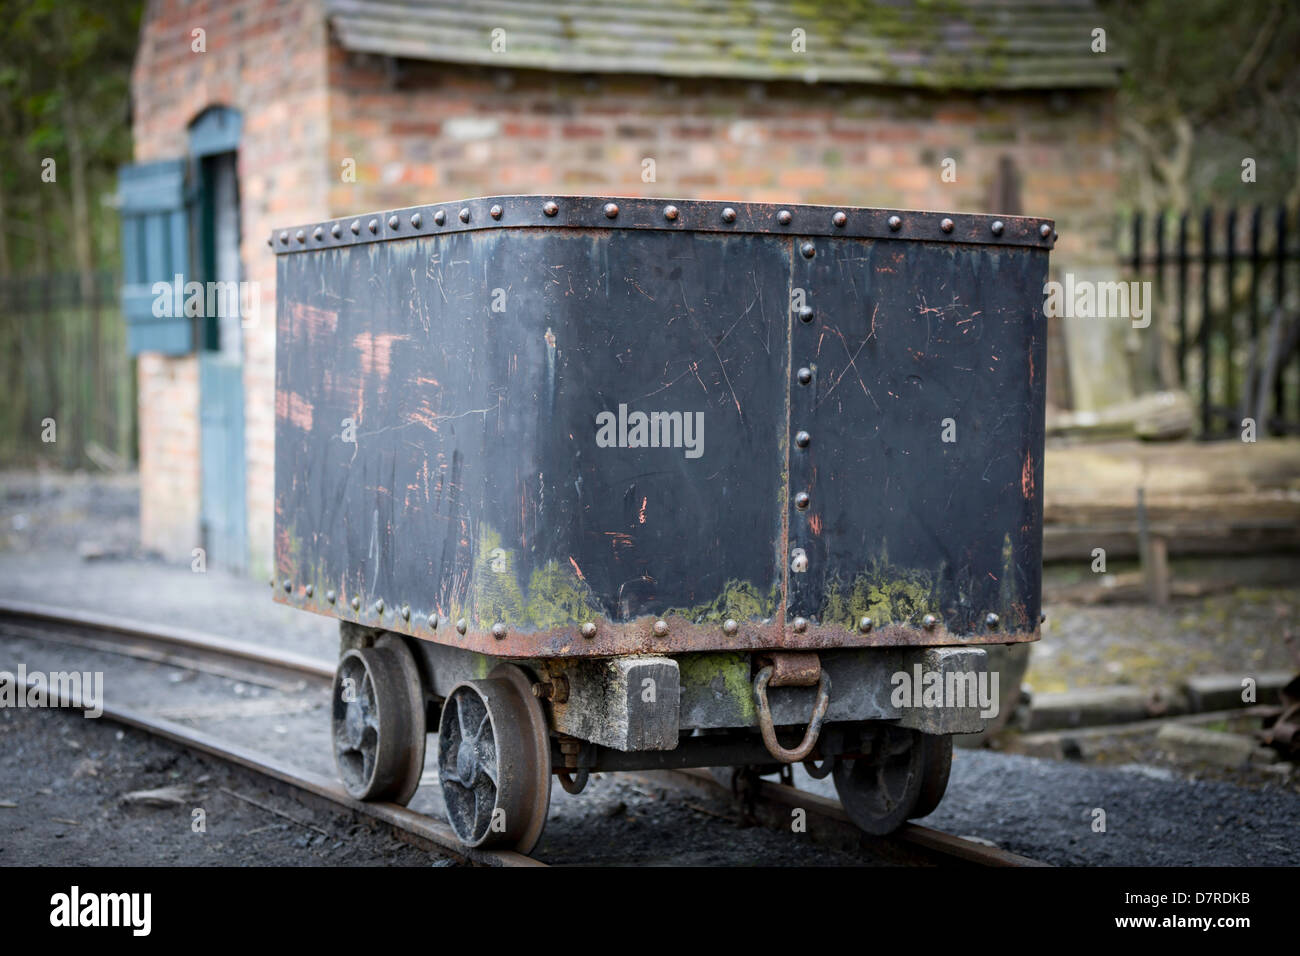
[131, 0, 330, 572]
[326, 56, 1116, 268]
[136, 353, 200, 554]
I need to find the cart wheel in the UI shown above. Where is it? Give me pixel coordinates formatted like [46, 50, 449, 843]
[908, 732, 953, 820]
[833, 725, 926, 835]
[331, 640, 427, 805]
[437, 663, 552, 853]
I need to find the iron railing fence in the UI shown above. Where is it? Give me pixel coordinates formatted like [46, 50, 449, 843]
[1125, 204, 1298, 438]
[0, 271, 136, 469]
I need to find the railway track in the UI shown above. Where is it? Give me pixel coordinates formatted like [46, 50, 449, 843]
[0, 598, 1046, 868]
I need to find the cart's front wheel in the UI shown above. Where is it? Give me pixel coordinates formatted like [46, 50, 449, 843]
[437, 664, 551, 853]
[909, 732, 953, 820]
[833, 725, 930, 835]
[331, 637, 427, 805]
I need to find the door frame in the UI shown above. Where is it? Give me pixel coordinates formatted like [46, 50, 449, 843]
[189, 106, 248, 572]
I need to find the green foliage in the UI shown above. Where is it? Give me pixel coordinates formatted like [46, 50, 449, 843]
[0, 0, 143, 466]
[0, 0, 142, 271]
[1099, 0, 1300, 207]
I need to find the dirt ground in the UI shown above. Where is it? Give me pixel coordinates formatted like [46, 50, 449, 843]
[0, 705, 444, 866]
[1033, 557, 1299, 696]
[0, 629, 880, 866]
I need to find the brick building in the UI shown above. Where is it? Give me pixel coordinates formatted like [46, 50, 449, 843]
[122, 0, 1122, 574]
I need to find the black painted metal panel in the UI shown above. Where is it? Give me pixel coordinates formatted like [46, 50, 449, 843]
[273, 197, 1050, 657]
[276, 228, 788, 640]
[787, 238, 1047, 636]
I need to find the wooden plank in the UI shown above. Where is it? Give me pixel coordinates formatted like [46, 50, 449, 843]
[1043, 438, 1300, 561]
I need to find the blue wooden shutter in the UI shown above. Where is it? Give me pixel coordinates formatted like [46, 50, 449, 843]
[119, 159, 193, 355]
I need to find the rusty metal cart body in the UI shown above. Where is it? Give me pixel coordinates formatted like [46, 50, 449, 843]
[270, 195, 1052, 851]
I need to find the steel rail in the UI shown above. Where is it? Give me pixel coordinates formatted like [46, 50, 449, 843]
[0, 598, 332, 682]
[643, 769, 1049, 867]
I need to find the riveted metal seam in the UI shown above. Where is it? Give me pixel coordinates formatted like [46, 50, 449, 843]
[270, 195, 1056, 255]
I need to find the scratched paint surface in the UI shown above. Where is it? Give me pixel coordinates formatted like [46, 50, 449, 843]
[786, 238, 1047, 634]
[275, 228, 789, 629]
[274, 224, 1047, 643]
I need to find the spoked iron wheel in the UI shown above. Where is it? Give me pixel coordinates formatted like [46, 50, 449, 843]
[331, 636, 426, 805]
[833, 725, 932, 835]
[436, 664, 551, 852]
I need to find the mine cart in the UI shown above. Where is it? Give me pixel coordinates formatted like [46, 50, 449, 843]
[270, 195, 1052, 851]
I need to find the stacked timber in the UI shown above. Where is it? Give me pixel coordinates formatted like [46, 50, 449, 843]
[1046, 390, 1196, 442]
[1043, 438, 1300, 562]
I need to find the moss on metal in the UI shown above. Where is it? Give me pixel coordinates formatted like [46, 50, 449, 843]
[666, 579, 778, 624]
[470, 652, 495, 679]
[677, 651, 755, 723]
[523, 559, 605, 630]
[818, 557, 939, 630]
[998, 532, 1024, 625]
[471, 525, 527, 628]
[469, 523, 604, 630]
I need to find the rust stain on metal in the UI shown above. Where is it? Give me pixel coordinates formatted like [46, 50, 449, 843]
[290, 301, 338, 336]
[763, 651, 822, 687]
[1021, 451, 1035, 498]
[274, 527, 292, 572]
[406, 397, 442, 435]
[353, 331, 407, 378]
[275, 390, 314, 431]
